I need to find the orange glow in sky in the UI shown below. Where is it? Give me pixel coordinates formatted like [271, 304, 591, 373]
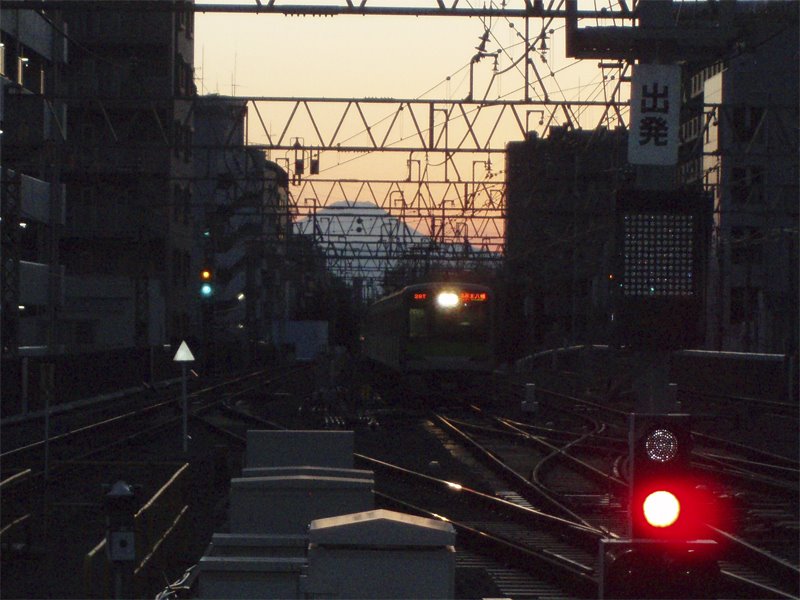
[194, 3, 629, 239]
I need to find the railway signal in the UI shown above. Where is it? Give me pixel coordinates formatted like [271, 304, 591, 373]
[200, 267, 214, 298]
[629, 413, 696, 541]
[599, 413, 720, 599]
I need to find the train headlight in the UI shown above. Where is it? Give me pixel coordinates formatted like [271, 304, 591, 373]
[436, 292, 459, 308]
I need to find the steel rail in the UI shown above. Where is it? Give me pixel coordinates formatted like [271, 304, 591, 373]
[372, 490, 599, 599]
[494, 380, 800, 597]
[433, 413, 614, 537]
[496, 416, 627, 492]
[0, 368, 268, 461]
[205, 402, 605, 541]
[190, 408, 601, 598]
[212, 381, 799, 598]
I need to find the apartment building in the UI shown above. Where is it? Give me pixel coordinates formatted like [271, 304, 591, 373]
[1, 8, 68, 360]
[59, 0, 196, 349]
[681, 2, 799, 353]
[504, 126, 628, 356]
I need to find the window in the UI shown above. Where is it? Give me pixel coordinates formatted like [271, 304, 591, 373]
[730, 227, 763, 265]
[730, 166, 765, 206]
[732, 106, 764, 143]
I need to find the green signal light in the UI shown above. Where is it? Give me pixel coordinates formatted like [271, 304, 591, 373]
[200, 283, 213, 297]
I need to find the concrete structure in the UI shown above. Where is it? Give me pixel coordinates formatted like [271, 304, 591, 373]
[207, 533, 308, 558]
[229, 475, 374, 535]
[1, 10, 68, 358]
[192, 429, 460, 600]
[306, 509, 456, 599]
[241, 465, 373, 480]
[231, 430, 373, 534]
[58, 0, 195, 348]
[683, 2, 798, 354]
[245, 430, 355, 469]
[196, 556, 306, 600]
[503, 126, 628, 357]
[1, 1, 201, 414]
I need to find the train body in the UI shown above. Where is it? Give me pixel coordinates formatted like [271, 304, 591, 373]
[362, 282, 495, 375]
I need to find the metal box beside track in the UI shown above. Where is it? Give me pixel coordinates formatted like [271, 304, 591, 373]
[305, 509, 456, 599]
[196, 556, 306, 599]
[245, 430, 355, 469]
[229, 475, 374, 535]
[206, 533, 308, 558]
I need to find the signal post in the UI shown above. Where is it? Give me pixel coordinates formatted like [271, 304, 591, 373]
[599, 413, 720, 599]
[198, 266, 216, 372]
[586, 3, 723, 594]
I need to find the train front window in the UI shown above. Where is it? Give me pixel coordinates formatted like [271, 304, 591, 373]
[407, 300, 489, 341]
[433, 303, 489, 341]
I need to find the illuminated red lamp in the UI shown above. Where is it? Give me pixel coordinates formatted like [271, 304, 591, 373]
[460, 291, 487, 302]
[413, 292, 428, 301]
[642, 490, 680, 528]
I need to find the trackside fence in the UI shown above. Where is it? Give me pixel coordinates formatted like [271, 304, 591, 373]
[0, 469, 33, 551]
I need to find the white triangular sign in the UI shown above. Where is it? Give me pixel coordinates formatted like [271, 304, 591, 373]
[173, 340, 195, 362]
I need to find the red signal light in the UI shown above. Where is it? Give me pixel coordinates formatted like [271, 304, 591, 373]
[643, 490, 680, 528]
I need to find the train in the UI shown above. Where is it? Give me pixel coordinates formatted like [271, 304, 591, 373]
[361, 282, 495, 377]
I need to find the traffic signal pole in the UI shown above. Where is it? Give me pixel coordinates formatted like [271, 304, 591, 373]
[600, 413, 720, 599]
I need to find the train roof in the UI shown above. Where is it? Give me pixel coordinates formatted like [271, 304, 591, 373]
[401, 281, 491, 292]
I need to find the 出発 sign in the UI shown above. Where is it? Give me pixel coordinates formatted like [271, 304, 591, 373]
[628, 64, 681, 166]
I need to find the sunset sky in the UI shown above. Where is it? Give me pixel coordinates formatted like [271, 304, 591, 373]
[194, 4, 616, 102]
[194, 1, 629, 236]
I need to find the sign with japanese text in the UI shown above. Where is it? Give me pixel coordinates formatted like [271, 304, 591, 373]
[628, 64, 681, 166]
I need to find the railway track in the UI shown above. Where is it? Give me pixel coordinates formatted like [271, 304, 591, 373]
[0, 366, 311, 480]
[8, 354, 792, 599]
[197, 396, 599, 597]
[199, 365, 799, 599]
[452, 378, 800, 599]
[0, 363, 320, 599]
[195, 374, 794, 600]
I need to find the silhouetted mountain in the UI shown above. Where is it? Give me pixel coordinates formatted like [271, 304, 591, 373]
[294, 201, 500, 291]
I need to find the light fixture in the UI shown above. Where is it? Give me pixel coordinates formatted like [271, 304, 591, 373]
[436, 291, 459, 308]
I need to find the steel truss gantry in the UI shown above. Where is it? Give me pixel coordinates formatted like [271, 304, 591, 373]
[236, 96, 625, 154]
[4, 1, 633, 20]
